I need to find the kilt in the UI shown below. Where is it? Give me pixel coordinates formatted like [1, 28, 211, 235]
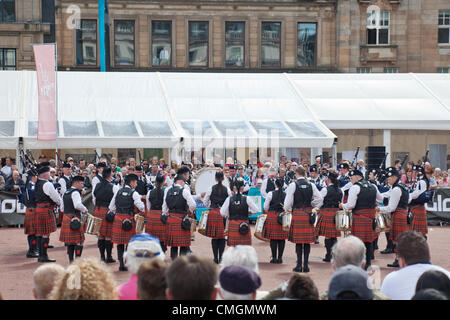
[227, 220, 252, 246]
[57, 209, 64, 225]
[315, 208, 341, 238]
[34, 203, 57, 235]
[111, 212, 136, 245]
[288, 207, 315, 244]
[59, 214, 85, 244]
[146, 210, 166, 243]
[94, 206, 113, 238]
[165, 212, 191, 247]
[410, 205, 428, 235]
[262, 211, 288, 240]
[390, 209, 409, 242]
[24, 207, 36, 235]
[351, 209, 376, 243]
[205, 208, 226, 239]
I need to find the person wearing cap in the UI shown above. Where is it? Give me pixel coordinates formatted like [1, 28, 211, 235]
[145, 175, 168, 254]
[220, 177, 259, 247]
[24, 170, 39, 258]
[339, 169, 384, 270]
[34, 163, 64, 263]
[93, 167, 120, 263]
[117, 233, 165, 300]
[316, 170, 343, 262]
[227, 165, 239, 193]
[308, 165, 326, 191]
[263, 178, 288, 264]
[378, 167, 412, 268]
[57, 162, 73, 226]
[284, 166, 323, 273]
[408, 165, 430, 238]
[135, 165, 150, 209]
[162, 174, 197, 260]
[338, 162, 352, 203]
[367, 169, 379, 187]
[91, 162, 107, 194]
[328, 264, 374, 300]
[109, 173, 146, 271]
[260, 168, 277, 199]
[218, 265, 262, 300]
[59, 175, 89, 263]
[202, 171, 232, 264]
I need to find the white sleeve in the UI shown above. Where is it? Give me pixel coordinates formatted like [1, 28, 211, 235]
[220, 197, 230, 218]
[263, 191, 273, 212]
[379, 187, 402, 214]
[43, 181, 63, 207]
[203, 186, 212, 208]
[311, 183, 323, 209]
[72, 191, 88, 213]
[409, 180, 427, 203]
[146, 190, 151, 211]
[92, 183, 97, 206]
[375, 187, 384, 204]
[162, 187, 170, 214]
[92, 177, 99, 194]
[341, 181, 353, 193]
[260, 179, 268, 198]
[108, 190, 118, 212]
[320, 187, 328, 199]
[246, 196, 259, 214]
[133, 191, 145, 212]
[283, 182, 296, 211]
[59, 178, 66, 196]
[342, 185, 360, 210]
[183, 188, 197, 213]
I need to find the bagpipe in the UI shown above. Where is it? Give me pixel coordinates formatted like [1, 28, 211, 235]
[351, 146, 360, 169]
[19, 149, 38, 177]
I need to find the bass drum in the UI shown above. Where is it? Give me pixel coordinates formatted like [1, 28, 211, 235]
[193, 168, 230, 195]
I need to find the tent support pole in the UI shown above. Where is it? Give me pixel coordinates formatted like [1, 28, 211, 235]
[332, 139, 338, 169]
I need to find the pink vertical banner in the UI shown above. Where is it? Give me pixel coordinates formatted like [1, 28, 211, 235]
[33, 44, 57, 141]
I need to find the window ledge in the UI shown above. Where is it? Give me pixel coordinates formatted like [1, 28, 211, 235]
[360, 44, 398, 48]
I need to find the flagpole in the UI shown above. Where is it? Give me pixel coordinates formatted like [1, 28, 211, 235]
[55, 42, 59, 166]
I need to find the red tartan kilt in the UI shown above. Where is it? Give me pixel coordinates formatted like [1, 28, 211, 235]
[59, 214, 86, 244]
[227, 220, 252, 246]
[410, 205, 428, 235]
[351, 209, 376, 243]
[111, 212, 136, 245]
[288, 207, 315, 244]
[24, 207, 35, 235]
[94, 206, 113, 238]
[262, 211, 288, 240]
[390, 209, 410, 242]
[34, 204, 57, 235]
[205, 208, 225, 239]
[57, 209, 64, 225]
[315, 208, 341, 238]
[165, 212, 191, 247]
[146, 210, 166, 243]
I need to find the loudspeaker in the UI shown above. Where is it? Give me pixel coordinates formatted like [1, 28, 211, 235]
[366, 146, 386, 170]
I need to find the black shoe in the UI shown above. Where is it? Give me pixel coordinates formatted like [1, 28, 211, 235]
[370, 252, 375, 260]
[26, 250, 39, 258]
[47, 245, 54, 249]
[322, 257, 331, 262]
[277, 258, 283, 264]
[105, 257, 116, 264]
[315, 240, 319, 244]
[381, 248, 394, 254]
[38, 256, 56, 263]
[213, 258, 219, 264]
[119, 266, 128, 272]
[293, 266, 303, 272]
[303, 265, 310, 273]
[387, 260, 399, 268]
[270, 258, 277, 264]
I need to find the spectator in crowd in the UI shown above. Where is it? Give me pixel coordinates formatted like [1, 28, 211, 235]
[137, 259, 168, 300]
[165, 255, 218, 300]
[402, 168, 415, 187]
[439, 170, 449, 187]
[356, 159, 366, 176]
[221, 245, 259, 274]
[285, 273, 319, 300]
[48, 257, 117, 300]
[5, 170, 24, 192]
[380, 231, 450, 300]
[218, 265, 261, 300]
[428, 167, 439, 190]
[328, 264, 374, 300]
[32, 264, 65, 300]
[415, 270, 450, 299]
[433, 168, 442, 185]
[48, 159, 56, 168]
[110, 157, 121, 172]
[81, 169, 91, 189]
[412, 289, 448, 300]
[0, 171, 5, 191]
[117, 233, 165, 300]
[129, 157, 136, 168]
[1, 156, 13, 178]
[49, 168, 57, 183]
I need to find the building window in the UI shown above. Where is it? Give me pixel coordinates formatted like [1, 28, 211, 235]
[152, 21, 171, 67]
[357, 67, 371, 73]
[0, 0, 15, 22]
[384, 67, 398, 73]
[0, 48, 16, 70]
[225, 22, 245, 67]
[297, 23, 317, 67]
[76, 20, 97, 66]
[114, 20, 135, 66]
[438, 11, 450, 44]
[437, 67, 449, 73]
[367, 6, 389, 45]
[261, 22, 281, 67]
[189, 21, 208, 67]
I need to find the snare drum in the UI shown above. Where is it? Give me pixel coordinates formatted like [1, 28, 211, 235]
[134, 214, 145, 234]
[254, 214, 269, 242]
[85, 214, 102, 236]
[224, 217, 229, 237]
[383, 212, 392, 229]
[282, 211, 292, 232]
[198, 210, 209, 236]
[335, 210, 352, 232]
[190, 218, 197, 240]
